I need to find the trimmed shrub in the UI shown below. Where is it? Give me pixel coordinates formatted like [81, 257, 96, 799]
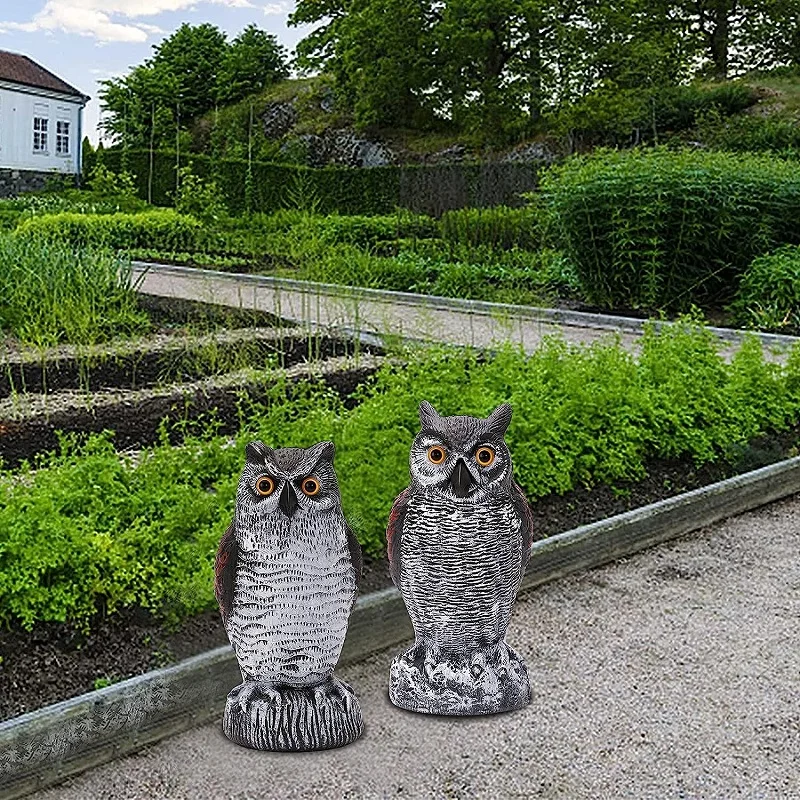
[15, 210, 207, 253]
[439, 205, 540, 250]
[541, 148, 800, 310]
[732, 245, 800, 331]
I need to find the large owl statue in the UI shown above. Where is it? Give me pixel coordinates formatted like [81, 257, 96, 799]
[386, 401, 535, 715]
[214, 440, 364, 750]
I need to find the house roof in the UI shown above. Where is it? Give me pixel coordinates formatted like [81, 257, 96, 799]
[0, 50, 88, 101]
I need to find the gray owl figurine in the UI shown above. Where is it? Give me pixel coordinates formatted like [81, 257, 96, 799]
[214, 440, 364, 750]
[386, 401, 535, 715]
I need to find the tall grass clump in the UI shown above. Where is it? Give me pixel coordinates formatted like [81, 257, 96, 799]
[541, 148, 800, 310]
[0, 234, 150, 346]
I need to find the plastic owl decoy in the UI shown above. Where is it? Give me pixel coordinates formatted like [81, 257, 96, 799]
[215, 440, 364, 750]
[387, 401, 535, 715]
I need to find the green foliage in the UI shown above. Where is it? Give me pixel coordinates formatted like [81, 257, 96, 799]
[173, 164, 229, 223]
[439, 206, 540, 250]
[732, 245, 800, 332]
[695, 106, 800, 155]
[303, 212, 438, 247]
[541, 147, 800, 310]
[2, 323, 799, 631]
[99, 22, 289, 151]
[215, 24, 289, 106]
[0, 234, 149, 347]
[15, 210, 206, 253]
[87, 164, 139, 198]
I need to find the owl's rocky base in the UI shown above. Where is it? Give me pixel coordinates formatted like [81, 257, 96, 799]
[389, 641, 532, 715]
[222, 676, 364, 751]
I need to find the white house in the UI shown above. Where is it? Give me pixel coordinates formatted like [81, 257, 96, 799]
[0, 50, 89, 190]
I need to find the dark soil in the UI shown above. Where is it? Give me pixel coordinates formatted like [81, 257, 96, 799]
[0, 364, 380, 469]
[1, 427, 797, 723]
[0, 331, 380, 400]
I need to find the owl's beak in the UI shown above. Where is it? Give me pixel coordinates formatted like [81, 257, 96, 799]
[279, 481, 298, 517]
[449, 458, 477, 498]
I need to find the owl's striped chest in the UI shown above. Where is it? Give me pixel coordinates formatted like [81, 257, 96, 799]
[400, 491, 523, 650]
[227, 515, 356, 685]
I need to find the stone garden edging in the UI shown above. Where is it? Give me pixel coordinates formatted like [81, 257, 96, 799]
[1, 455, 798, 800]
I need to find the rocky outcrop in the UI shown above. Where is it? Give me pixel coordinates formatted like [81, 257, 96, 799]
[282, 129, 397, 168]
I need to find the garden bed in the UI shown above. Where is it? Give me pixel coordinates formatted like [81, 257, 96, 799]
[0, 327, 376, 399]
[1, 424, 798, 724]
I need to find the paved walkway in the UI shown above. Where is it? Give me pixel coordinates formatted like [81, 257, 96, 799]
[132, 263, 799, 362]
[36, 495, 800, 800]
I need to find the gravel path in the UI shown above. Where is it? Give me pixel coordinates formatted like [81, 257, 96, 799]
[133, 263, 799, 362]
[35, 495, 800, 800]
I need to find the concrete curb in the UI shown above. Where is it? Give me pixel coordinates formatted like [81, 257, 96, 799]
[2, 455, 799, 799]
[131, 262, 800, 352]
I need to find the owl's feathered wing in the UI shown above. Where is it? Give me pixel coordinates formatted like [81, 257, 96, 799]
[386, 487, 411, 588]
[511, 480, 535, 573]
[214, 522, 239, 628]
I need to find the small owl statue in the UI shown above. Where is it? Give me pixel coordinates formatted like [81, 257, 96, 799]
[386, 401, 535, 715]
[214, 440, 364, 750]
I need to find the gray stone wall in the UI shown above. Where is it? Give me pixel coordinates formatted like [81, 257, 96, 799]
[0, 169, 77, 198]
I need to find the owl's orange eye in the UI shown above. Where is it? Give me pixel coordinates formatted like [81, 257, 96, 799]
[255, 476, 276, 496]
[475, 446, 495, 467]
[301, 477, 321, 496]
[427, 446, 447, 464]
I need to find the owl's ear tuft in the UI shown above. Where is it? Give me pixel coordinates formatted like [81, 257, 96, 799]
[418, 400, 441, 430]
[485, 403, 512, 437]
[245, 441, 274, 464]
[313, 440, 336, 463]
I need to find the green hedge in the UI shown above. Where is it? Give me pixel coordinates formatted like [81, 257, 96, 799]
[83, 149, 541, 216]
[15, 210, 206, 252]
[1, 324, 799, 630]
[542, 148, 800, 310]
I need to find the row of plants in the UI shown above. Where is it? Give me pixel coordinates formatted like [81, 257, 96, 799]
[7, 146, 800, 335]
[1, 323, 799, 632]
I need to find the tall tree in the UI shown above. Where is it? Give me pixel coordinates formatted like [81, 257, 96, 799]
[216, 24, 289, 105]
[151, 23, 228, 121]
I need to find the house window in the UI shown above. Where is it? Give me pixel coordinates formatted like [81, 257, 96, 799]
[56, 120, 70, 155]
[33, 116, 49, 153]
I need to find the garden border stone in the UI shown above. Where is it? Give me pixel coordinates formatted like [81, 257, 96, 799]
[1, 455, 799, 799]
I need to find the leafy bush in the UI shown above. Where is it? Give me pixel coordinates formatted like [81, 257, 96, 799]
[439, 206, 540, 250]
[654, 82, 759, 132]
[1, 323, 798, 630]
[0, 234, 149, 346]
[541, 148, 800, 310]
[696, 107, 800, 155]
[87, 164, 139, 198]
[15, 210, 207, 253]
[173, 164, 229, 224]
[732, 245, 800, 331]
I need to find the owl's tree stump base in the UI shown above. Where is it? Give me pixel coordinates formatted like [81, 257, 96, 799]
[222, 676, 364, 751]
[389, 641, 532, 715]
